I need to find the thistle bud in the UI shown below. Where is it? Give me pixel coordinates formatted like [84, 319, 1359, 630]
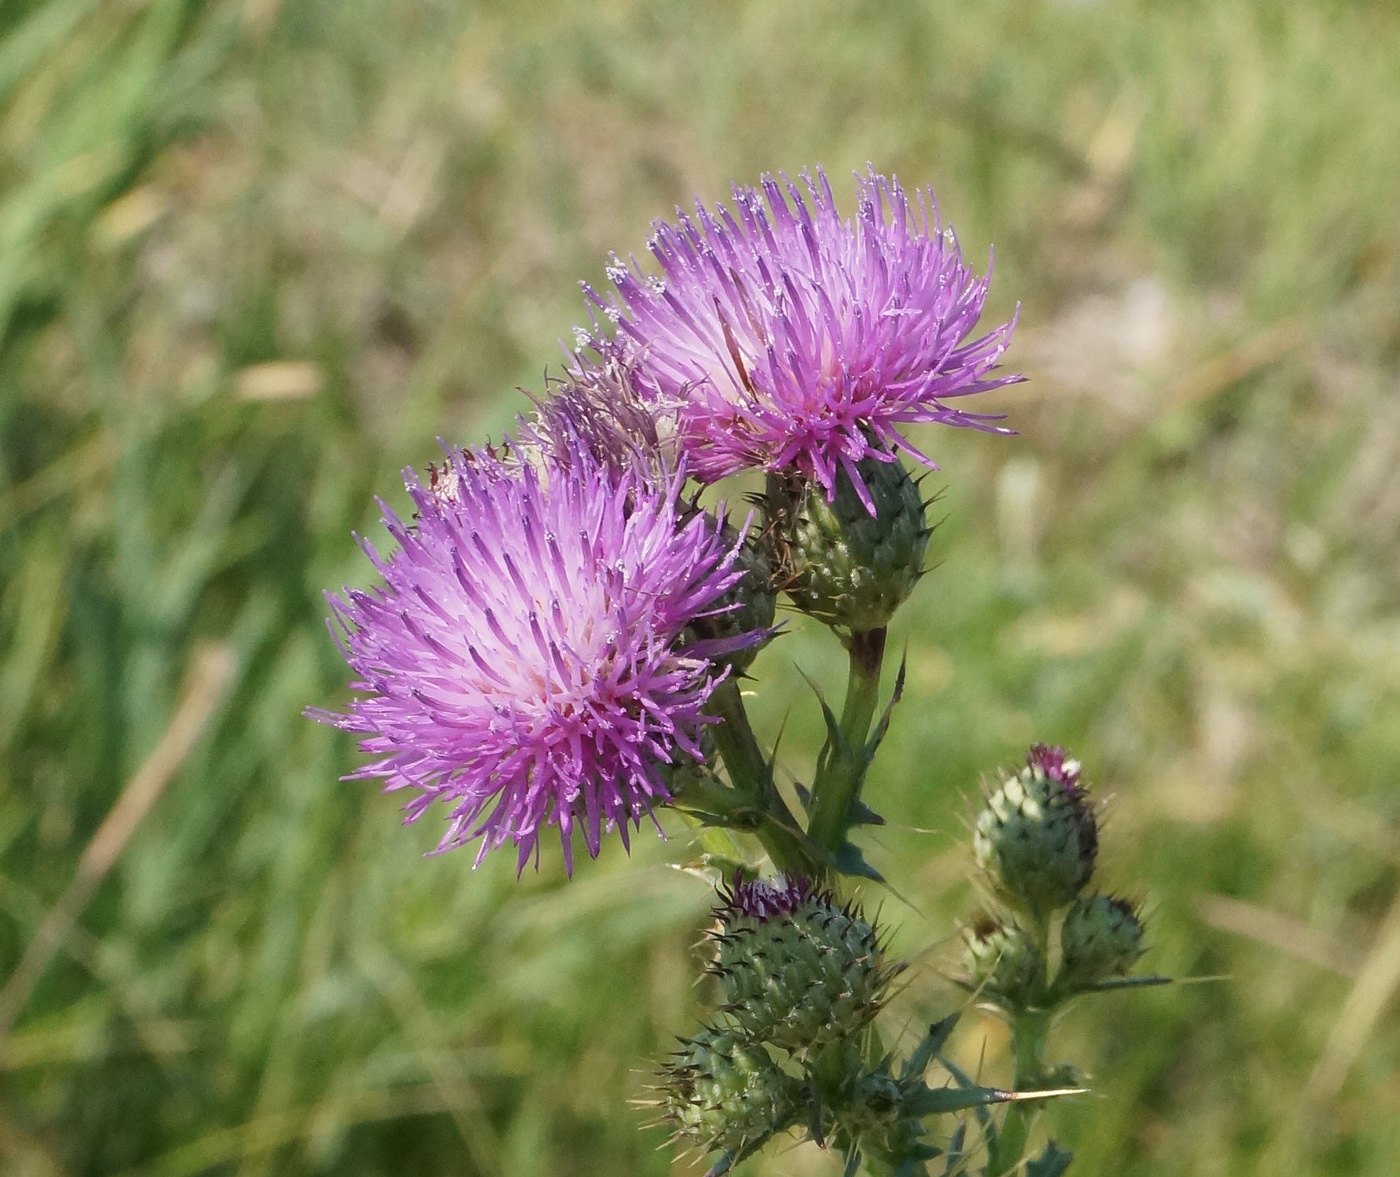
[709, 876, 899, 1051]
[973, 744, 1098, 917]
[657, 726, 718, 798]
[682, 520, 778, 674]
[831, 1067, 907, 1155]
[764, 452, 929, 632]
[658, 1027, 800, 1156]
[1058, 895, 1145, 989]
[963, 917, 1043, 1009]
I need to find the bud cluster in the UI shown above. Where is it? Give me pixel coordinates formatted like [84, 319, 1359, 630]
[656, 875, 909, 1167]
[964, 744, 1146, 1014]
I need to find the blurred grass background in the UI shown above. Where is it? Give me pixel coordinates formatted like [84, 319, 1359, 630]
[3, 0, 1400, 1174]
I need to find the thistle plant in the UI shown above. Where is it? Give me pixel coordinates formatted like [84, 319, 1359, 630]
[310, 166, 1165, 1176]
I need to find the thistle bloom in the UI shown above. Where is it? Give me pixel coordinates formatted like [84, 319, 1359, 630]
[310, 438, 756, 873]
[518, 363, 672, 478]
[576, 166, 1021, 509]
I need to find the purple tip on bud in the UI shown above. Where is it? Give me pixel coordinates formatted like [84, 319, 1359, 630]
[1028, 743, 1084, 791]
[720, 873, 815, 921]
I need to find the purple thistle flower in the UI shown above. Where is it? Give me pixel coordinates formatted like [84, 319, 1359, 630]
[1027, 743, 1084, 792]
[517, 362, 673, 479]
[309, 438, 757, 874]
[576, 165, 1021, 509]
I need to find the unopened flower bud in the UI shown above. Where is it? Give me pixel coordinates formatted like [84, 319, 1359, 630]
[658, 1027, 800, 1156]
[682, 520, 778, 673]
[963, 917, 1042, 1008]
[973, 744, 1098, 917]
[709, 875, 899, 1051]
[1059, 895, 1145, 989]
[833, 1068, 906, 1153]
[764, 452, 929, 632]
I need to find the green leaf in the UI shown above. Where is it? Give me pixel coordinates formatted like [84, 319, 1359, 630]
[863, 654, 907, 762]
[1080, 974, 1174, 993]
[901, 1014, 960, 1080]
[846, 796, 887, 827]
[904, 1082, 1083, 1117]
[902, 1083, 1018, 1117]
[832, 839, 888, 884]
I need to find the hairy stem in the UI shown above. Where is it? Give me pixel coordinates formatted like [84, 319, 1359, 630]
[806, 627, 887, 853]
[707, 679, 819, 877]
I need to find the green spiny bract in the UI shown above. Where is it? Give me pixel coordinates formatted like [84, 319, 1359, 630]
[763, 452, 929, 632]
[973, 744, 1098, 918]
[708, 876, 901, 1052]
[824, 1067, 933, 1169]
[681, 519, 778, 673]
[1058, 895, 1145, 989]
[657, 726, 718, 797]
[963, 916, 1043, 1010]
[815, 1040, 954, 1172]
[656, 1027, 801, 1157]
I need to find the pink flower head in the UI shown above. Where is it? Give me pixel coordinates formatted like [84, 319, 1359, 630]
[310, 437, 757, 873]
[576, 166, 1021, 510]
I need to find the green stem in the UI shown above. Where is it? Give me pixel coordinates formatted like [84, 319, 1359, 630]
[706, 679, 819, 878]
[707, 680, 770, 805]
[806, 627, 887, 853]
[987, 910, 1054, 1177]
[987, 1008, 1049, 1176]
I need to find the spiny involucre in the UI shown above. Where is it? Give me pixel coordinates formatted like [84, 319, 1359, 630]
[1059, 895, 1146, 989]
[575, 165, 1021, 510]
[309, 435, 763, 873]
[973, 744, 1099, 916]
[657, 1028, 801, 1159]
[707, 875, 901, 1051]
[764, 450, 930, 631]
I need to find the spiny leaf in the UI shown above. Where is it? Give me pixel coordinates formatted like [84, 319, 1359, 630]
[936, 1059, 997, 1132]
[904, 1081, 1084, 1117]
[1080, 974, 1174, 993]
[846, 796, 887, 828]
[798, 662, 855, 780]
[863, 654, 908, 762]
[901, 1014, 960, 1080]
[942, 1122, 969, 1176]
[832, 839, 887, 885]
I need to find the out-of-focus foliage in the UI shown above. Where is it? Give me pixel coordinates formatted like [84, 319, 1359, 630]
[2, 1, 1400, 1174]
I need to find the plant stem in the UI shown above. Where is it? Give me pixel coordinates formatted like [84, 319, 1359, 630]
[987, 1007, 1050, 1176]
[806, 627, 887, 853]
[706, 679, 819, 877]
[986, 908, 1054, 1177]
